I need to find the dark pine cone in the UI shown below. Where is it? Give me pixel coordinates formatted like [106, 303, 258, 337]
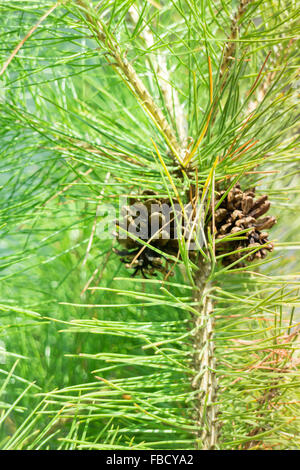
[213, 183, 276, 266]
[114, 191, 180, 278]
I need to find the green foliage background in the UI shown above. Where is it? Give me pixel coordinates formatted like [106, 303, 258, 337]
[0, 0, 299, 449]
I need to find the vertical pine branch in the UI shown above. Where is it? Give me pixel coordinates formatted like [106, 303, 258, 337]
[220, 0, 252, 76]
[192, 262, 218, 449]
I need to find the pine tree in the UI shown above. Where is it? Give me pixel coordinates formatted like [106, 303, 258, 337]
[0, 0, 299, 450]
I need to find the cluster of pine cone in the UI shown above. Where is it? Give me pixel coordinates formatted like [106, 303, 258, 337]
[214, 183, 276, 266]
[114, 184, 276, 276]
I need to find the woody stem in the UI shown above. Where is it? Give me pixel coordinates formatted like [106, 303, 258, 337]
[192, 261, 218, 449]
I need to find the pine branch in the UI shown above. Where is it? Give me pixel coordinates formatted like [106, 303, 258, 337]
[76, 0, 183, 163]
[192, 261, 218, 449]
[220, 0, 252, 77]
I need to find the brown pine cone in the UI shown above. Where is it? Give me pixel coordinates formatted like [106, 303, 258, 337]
[213, 183, 276, 266]
[114, 191, 182, 277]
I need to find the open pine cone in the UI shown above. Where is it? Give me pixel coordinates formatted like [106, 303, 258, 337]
[114, 191, 180, 277]
[213, 183, 276, 266]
